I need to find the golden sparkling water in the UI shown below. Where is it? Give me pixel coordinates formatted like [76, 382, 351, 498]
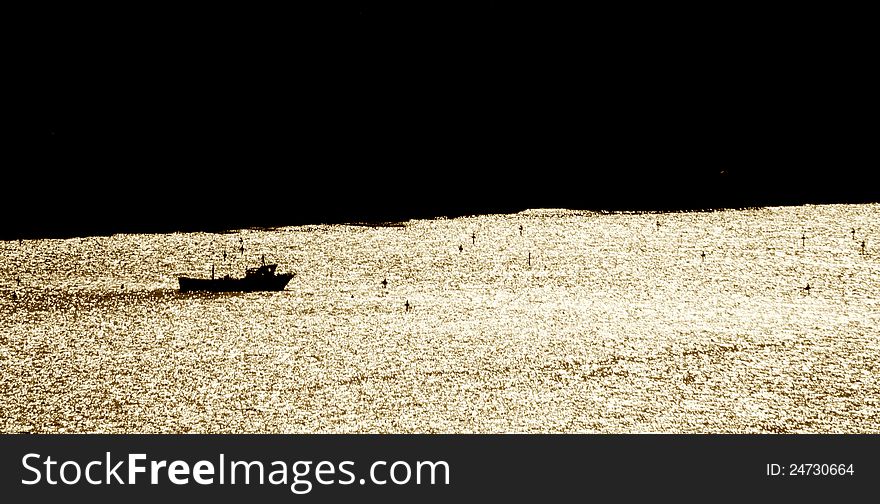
[2, 205, 878, 433]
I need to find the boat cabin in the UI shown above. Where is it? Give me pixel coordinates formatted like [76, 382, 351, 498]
[245, 264, 278, 277]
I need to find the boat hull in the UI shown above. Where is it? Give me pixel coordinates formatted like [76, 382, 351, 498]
[178, 273, 293, 293]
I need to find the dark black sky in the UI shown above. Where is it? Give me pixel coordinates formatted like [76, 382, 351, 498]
[8, 5, 876, 238]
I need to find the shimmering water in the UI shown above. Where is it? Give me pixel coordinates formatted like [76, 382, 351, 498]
[2, 205, 879, 433]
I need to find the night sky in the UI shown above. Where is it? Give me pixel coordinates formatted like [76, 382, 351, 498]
[8, 5, 875, 238]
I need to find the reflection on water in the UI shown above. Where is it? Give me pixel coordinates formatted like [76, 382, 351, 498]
[1, 204, 879, 433]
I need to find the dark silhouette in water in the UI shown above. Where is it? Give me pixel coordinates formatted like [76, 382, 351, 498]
[223, 250, 227, 261]
[120, 284, 125, 290]
[458, 244, 463, 253]
[804, 283, 811, 294]
[852, 228, 857, 240]
[519, 224, 523, 236]
[471, 232, 475, 245]
[405, 300, 411, 312]
[211, 264, 215, 280]
[381, 278, 387, 288]
[801, 232, 806, 248]
[861, 240, 867, 255]
[239, 236, 244, 255]
[179, 263, 293, 292]
[261, 254, 266, 266]
[528, 251, 531, 266]
[701, 251, 706, 262]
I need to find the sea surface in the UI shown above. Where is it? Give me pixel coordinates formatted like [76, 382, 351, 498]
[2, 205, 879, 433]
